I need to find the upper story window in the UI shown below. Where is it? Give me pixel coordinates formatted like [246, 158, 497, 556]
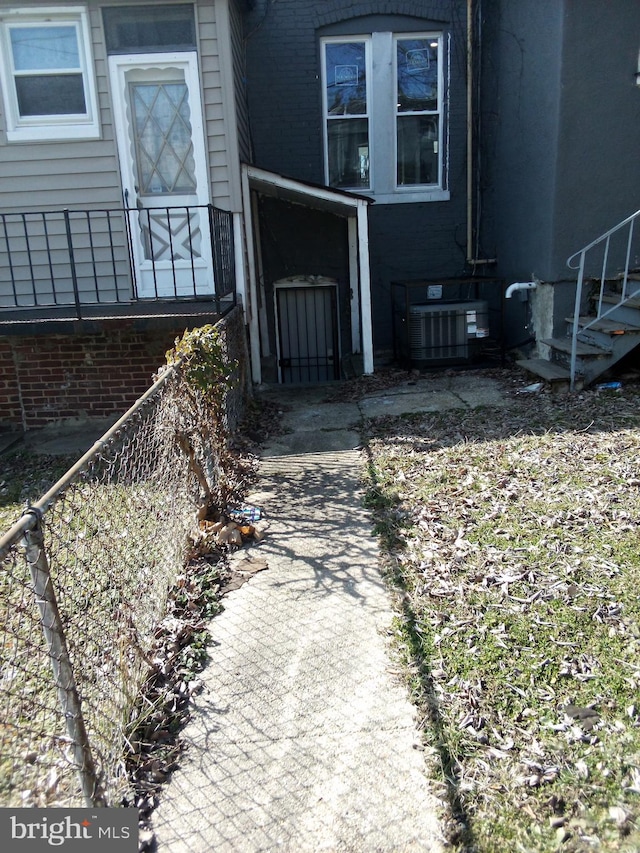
[321, 32, 448, 204]
[0, 6, 99, 142]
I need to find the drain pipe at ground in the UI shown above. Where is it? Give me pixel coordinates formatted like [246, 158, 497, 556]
[505, 280, 538, 299]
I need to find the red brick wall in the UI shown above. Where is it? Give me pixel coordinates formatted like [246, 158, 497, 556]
[0, 326, 183, 430]
[0, 340, 22, 425]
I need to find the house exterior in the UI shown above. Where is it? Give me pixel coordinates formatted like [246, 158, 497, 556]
[1, 0, 639, 427]
[243, 0, 497, 378]
[0, 0, 251, 427]
[243, 0, 640, 380]
[480, 0, 640, 361]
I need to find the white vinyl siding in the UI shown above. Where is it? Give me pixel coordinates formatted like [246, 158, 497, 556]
[0, 0, 235, 210]
[198, 1, 233, 209]
[0, 0, 237, 306]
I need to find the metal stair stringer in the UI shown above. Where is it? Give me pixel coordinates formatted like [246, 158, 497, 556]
[517, 208, 640, 390]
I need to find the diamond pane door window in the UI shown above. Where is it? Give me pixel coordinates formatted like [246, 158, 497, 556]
[131, 82, 197, 195]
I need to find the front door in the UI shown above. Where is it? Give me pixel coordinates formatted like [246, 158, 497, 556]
[109, 53, 213, 298]
[276, 284, 340, 383]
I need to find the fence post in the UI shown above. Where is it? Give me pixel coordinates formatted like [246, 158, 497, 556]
[23, 512, 106, 807]
[63, 209, 82, 321]
[207, 204, 220, 314]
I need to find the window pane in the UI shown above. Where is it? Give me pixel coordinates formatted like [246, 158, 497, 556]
[131, 82, 196, 194]
[10, 26, 80, 71]
[327, 118, 369, 188]
[103, 5, 196, 54]
[325, 42, 367, 116]
[15, 74, 86, 116]
[397, 115, 439, 186]
[396, 38, 438, 112]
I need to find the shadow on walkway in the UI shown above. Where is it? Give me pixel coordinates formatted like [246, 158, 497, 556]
[152, 377, 511, 851]
[152, 445, 443, 851]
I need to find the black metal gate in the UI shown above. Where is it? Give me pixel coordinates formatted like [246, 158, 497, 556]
[276, 285, 340, 383]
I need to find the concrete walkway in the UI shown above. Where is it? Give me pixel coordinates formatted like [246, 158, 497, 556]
[151, 374, 511, 852]
[5, 372, 509, 849]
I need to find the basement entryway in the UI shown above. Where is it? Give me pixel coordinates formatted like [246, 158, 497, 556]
[241, 164, 374, 385]
[275, 277, 340, 383]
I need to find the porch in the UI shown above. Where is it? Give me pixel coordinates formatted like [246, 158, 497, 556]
[0, 203, 241, 428]
[0, 203, 236, 329]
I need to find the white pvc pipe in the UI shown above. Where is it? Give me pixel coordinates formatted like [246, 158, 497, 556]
[505, 281, 537, 299]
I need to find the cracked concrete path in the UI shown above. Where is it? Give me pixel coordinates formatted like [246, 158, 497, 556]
[152, 375, 510, 851]
[151, 388, 451, 851]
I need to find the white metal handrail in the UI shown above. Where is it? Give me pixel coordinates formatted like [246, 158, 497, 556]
[566, 208, 640, 390]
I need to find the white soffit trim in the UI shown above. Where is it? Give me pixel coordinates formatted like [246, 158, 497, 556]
[243, 164, 374, 217]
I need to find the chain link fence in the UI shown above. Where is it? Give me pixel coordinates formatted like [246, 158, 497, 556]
[0, 308, 249, 809]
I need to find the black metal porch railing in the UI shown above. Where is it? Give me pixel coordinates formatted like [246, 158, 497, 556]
[0, 204, 236, 320]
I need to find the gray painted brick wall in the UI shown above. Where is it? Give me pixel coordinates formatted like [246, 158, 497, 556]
[245, 0, 471, 352]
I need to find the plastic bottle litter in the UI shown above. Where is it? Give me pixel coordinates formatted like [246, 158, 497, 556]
[596, 381, 622, 391]
[227, 504, 262, 523]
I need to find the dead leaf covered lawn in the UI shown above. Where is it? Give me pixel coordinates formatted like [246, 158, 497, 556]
[364, 376, 640, 852]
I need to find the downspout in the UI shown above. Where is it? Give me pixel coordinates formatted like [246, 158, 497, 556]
[465, 1, 496, 268]
[466, 0, 473, 264]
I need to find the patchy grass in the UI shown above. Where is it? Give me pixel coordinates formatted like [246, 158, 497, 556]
[364, 376, 640, 852]
[0, 429, 253, 816]
[0, 450, 78, 533]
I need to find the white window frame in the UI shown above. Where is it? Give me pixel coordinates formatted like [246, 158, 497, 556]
[321, 35, 373, 191]
[321, 31, 449, 204]
[0, 6, 100, 142]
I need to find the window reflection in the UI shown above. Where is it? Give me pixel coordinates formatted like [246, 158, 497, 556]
[396, 38, 438, 112]
[325, 42, 367, 115]
[327, 119, 369, 188]
[397, 115, 438, 186]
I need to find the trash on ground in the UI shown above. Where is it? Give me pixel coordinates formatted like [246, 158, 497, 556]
[219, 554, 269, 595]
[518, 382, 544, 394]
[189, 511, 267, 556]
[227, 503, 262, 523]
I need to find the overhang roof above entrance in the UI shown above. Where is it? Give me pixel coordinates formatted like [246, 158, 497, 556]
[240, 162, 374, 384]
[242, 164, 373, 217]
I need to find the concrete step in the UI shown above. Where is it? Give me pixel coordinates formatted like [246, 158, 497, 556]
[541, 337, 609, 357]
[566, 316, 640, 335]
[600, 291, 640, 310]
[516, 357, 572, 383]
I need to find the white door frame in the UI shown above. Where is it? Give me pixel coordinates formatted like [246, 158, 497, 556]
[108, 52, 213, 298]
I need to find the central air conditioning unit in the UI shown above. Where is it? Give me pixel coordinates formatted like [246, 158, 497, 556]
[409, 300, 489, 364]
